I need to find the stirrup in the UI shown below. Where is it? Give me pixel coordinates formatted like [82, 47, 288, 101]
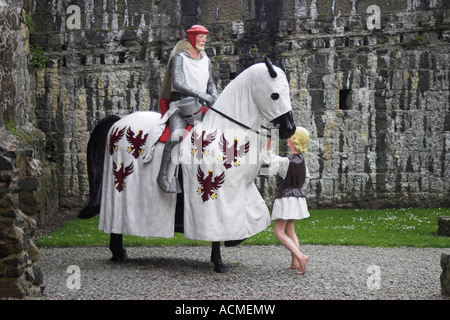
[169, 177, 182, 193]
[171, 165, 182, 193]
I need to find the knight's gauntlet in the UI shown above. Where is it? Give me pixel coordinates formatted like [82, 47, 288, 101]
[197, 92, 214, 107]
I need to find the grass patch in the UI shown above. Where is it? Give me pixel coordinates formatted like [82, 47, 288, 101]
[246, 207, 450, 248]
[36, 208, 450, 248]
[35, 216, 209, 247]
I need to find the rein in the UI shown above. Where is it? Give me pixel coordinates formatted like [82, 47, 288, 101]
[206, 105, 271, 136]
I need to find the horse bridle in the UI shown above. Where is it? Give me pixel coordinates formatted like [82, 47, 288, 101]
[205, 57, 285, 137]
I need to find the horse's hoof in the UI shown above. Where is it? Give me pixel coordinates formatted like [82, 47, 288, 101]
[111, 251, 129, 262]
[214, 264, 229, 273]
[111, 256, 129, 262]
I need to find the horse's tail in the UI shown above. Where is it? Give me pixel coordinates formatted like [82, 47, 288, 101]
[78, 115, 121, 219]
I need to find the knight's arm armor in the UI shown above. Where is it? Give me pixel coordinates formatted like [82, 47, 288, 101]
[206, 59, 218, 103]
[171, 53, 217, 106]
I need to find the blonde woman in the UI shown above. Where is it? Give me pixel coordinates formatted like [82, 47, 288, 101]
[263, 127, 310, 274]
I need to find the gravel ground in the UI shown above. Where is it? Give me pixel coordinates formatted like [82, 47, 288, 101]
[20, 211, 449, 301]
[32, 244, 447, 300]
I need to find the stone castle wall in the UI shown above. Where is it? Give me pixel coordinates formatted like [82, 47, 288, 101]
[27, 0, 449, 211]
[0, 0, 47, 298]
[2, 0, 448, 298]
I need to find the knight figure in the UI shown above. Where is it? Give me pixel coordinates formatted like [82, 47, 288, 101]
[157, 25, 218, 193]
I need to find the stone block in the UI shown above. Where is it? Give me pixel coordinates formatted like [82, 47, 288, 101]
[18, 178, 39, 191]
[0, 194, 18, 210]
[18, 191, 39, 216]
[32, 265, 44, 286]
[28, 241, 40, 262]
[0, 278, 21, 298]
[438, 216, 450, 237]
[0, 238, 24, 258]
[441, 253, 450, 298]
[0, 156, 13, 170]
[0, 275, 42, 298]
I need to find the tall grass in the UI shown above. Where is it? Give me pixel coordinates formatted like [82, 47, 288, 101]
[36, 207, 450, 248]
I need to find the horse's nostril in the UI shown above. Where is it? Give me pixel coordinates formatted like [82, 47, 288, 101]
[282, 124, 296, 139]
[270, 111, 296, 139]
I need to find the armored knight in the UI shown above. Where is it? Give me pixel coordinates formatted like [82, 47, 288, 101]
[157, 25, 218, 193]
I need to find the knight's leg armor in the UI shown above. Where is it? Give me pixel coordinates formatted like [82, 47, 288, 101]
[157, 111, 186, 193]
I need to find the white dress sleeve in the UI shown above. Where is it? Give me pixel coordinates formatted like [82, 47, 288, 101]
[260, 150, 290, 179]
[303, 163, 310, 188]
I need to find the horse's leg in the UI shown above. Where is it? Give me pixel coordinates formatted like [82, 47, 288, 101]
[109, 233, 129, 262]
[174, 165, 184, 233]
[211, 242, 228, 273]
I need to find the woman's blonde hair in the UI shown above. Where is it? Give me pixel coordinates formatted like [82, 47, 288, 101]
[290, 127, 310, 153]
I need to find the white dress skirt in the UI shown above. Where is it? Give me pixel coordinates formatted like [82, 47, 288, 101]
[271, 196, 310, 220]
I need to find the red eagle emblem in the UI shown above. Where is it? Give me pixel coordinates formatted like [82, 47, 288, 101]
[126, 127, 148, 159]
[191, 130, 217, 160]
[196, 167, 225, 202]
[109, 126, 126, 155]
[112, 161, 134, 192]
[218, 133, 250, 169]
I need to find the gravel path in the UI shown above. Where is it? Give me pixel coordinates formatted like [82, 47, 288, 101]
[33, 244, 447, 300]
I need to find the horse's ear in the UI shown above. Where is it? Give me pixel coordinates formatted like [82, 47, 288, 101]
[279, 58, 286, 73]
[279, 58, 290, 82]
[264, 57, 277, 78]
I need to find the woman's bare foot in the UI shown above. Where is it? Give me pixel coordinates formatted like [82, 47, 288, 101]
[283, 256, 300, 270]
[283, 265, 299, 270]
[297, 255, 309, 275]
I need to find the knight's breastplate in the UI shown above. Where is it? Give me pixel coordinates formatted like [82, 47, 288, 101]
[275, 154, 307, 199]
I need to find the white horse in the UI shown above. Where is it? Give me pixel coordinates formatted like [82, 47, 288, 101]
[79, 58, 296, 272]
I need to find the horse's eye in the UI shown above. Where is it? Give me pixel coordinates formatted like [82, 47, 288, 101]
[271, 93, 279, 100]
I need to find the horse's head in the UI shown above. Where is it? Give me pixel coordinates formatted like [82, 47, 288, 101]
[252, 58, 296, 139]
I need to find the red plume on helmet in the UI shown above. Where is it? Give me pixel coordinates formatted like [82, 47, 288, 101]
[186, 25, 209, 48]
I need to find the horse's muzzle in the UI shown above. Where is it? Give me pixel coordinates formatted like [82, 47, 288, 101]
[271, 111, 296, 139]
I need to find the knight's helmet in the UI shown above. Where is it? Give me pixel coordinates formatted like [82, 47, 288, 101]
[177, 96, 202, 126]
[186, 25, 209, 48]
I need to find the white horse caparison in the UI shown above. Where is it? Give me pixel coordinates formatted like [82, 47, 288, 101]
[79, 58, 296, 273]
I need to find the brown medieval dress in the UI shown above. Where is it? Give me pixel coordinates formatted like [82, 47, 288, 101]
[271, 153, 310, 220]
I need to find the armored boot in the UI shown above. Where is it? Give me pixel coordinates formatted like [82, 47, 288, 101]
[157, 111, 186, 193]
[157, 142, 182, 193]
